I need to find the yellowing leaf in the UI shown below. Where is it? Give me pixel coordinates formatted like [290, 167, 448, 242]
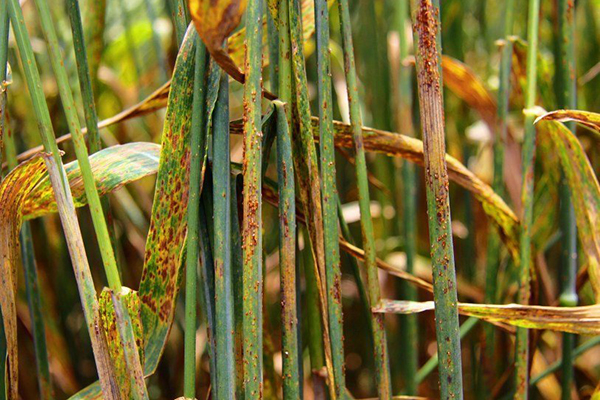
[188, 0, 247, 82]
[535, 116, 600, 301]
[0, 156, 47, 400]
[535, 109, 600, 134]
[21, 142, 160, 220]
[374, 300, 600, 335]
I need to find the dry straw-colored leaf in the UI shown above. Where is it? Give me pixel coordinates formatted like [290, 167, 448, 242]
[374, 300, 600, 335]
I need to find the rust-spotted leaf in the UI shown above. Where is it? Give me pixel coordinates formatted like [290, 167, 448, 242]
[0, 156, 47, 400]
[22, 142, 160, 220]
[535, 109, 600, 134]
[535, 116, 600, 301]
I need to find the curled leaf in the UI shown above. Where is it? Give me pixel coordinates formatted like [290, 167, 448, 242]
[188, 0, 247, 82]
[22, 142, 160, 220]
[535, 117, 600, 301]
[535, 109, 600, 134]
[0, 156, 47, 400]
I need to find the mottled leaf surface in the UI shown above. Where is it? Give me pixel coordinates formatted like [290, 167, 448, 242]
[535, 117, 600, 300]
[22, 142, 160, 220]
[0, 156, 47, 400]
[536, 109, 600, 133]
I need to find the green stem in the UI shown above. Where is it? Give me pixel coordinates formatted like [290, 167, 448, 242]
[231, 175, 245, 400]
[0, 6, 8, 394]
[4, 114, 52, 398]
[33, 0, 121, 290]
[200, 175, 218, 389]
[6, 0, 66, 174]
[286, 0, 338, 395]
[338, 0, 392, 396]
[530, 336, 600, 386]
[416, 317, 478, 385]
[516, 0, 540, 397]
[337, 199, 372, 333]
[484, 0, 514, 379]
[409, 1, 463, 398]
[315, 0, 346, 397]
[20, 223, 53, 399]
[170, 0, 189, 46]
[242, 0, 264, 396]
[213, 70, 236, 400]
[8, 1, 121, 396]
[302, 228, 327, 397]
[183, 36, 208, 399]
[66, 0, 120, 271]
[393, 0, 419, 394]
[554, 1, 578, 399]
[0, 0, 7, 171]
[65, 0, 101, 154]
[274, 101, 301, 399]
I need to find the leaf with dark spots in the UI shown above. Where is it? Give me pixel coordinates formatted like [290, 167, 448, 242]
[535, 116, 600, 301]
[99, 287, 146, 399]
[21, 142, 160, 220]
[0, 155, 47, 400]
[535, 109, 600, 134]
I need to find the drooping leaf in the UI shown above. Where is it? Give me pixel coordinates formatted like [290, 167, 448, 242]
[0, 156, 47, 400]
[536, 109, 600, 134]
[535, 116, 600, 301]
[20, 124, 517, 265]
[22, 142, 160, 220]
[321, 120, 520, 257]
[188, 0, 247, 83]
[374, 299, 600, 336]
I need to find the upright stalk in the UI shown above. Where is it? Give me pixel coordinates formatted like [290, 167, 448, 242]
[315, 0, 346, 396]
[392, 0, 419, 394]
[0, 0, 7, 170]
[515, 0, 540, 397]
[484, 0, 515, 378]
[554, 1, 578, 398]
[8, 1, 118, 395]
[33, 0, 121, 290]
[65, 0, 119, 265]
[65, 0, 101, 154]
[2, 53, 52, 398]
[213, 70, 236, 400]
[409, 0, 463, 398]
[170, 0, 189, 46]
[275, 101, 301, 399]
[285, 0, 338, 395]
[183, 36, 207, 399]
[338, 0, 392, 396]
[242, 0, 264, 397]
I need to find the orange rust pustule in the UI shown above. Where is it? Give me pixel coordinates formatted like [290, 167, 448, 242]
[414, 0, 441, 90]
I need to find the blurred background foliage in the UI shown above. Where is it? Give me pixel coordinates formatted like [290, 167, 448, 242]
[2, 0, 600, 398]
